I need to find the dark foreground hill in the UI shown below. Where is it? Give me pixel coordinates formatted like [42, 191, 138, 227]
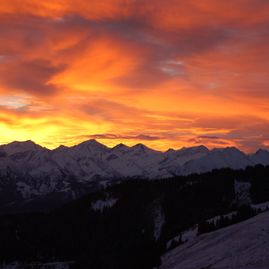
[1, 165, 269, 268]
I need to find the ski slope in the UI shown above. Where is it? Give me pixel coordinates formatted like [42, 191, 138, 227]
[160, 211, 269, 269]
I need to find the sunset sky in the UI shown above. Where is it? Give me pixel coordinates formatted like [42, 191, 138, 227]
[0, 0, 269, 152]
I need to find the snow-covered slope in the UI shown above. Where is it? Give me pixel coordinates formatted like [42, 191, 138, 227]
[0, 261, 72, 269]
[160, 210, 269, 269]
[159, 146, 210, 176]
[163, 145, 209, 166]
[0, 140, 268, 212]
[250, 149, 269, 166]
[108, 144, 166, 178]
[0, 140, 44, 156]
[1, 140, 267, 183]
[180, 147, 253, 175]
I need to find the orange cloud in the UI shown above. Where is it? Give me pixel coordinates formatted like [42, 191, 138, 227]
[0, 0, 269, 152]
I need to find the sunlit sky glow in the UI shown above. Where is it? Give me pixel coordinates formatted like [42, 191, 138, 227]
[1, 0, 269, 152]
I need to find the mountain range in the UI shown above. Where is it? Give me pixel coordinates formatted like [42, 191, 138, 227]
[0, 139, 268, 212]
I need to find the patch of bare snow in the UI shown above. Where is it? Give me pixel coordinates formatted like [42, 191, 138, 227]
[0, 261, 73, 269]
[91, 197, 118, 212]
[234, 180, 251, 206]
[252, 201, 269, 212]
[153, 205, 165, 241]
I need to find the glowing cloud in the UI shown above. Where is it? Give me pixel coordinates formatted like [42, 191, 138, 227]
[0, 0, 269, 152]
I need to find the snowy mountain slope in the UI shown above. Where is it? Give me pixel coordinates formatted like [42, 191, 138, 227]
[250, 149, 269, 166]
[0, 140, 44, 156]
[162, 145, 209, 166]
[158, 146, 210, 176]
[50, 140, 112, 181]
[108, 144, 167, 178]
[0, 140, 268, 212]
[180, 147, 254, 175]
[1, 140, 268, 183]
[160, 210, 269, 269]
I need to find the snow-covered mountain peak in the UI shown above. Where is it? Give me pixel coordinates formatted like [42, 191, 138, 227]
[0, 140, 44, 156]
[112, 143, 128, 149]
[165, 148, 175, 154]
[76, 139, 104, 147]
[179, 145, 209, 154]
[212, 146, 241, 153]
[211, 147, 248, 159]
[111, 143, 130, 154]
[165, 145, 208, 158]
[192, 145, 209, 152]
[162, 145, 210, 168]
[0, 139, 268, 212]
[54, 145, 69, 151]
[72, 139, 109, 153]
[253, 148, 269, 156]
[0, 139, 268, 187]
[179, 146, 254, 175]
[131, 143, 158, 154]
[256, 148, 268, 154]
[250, 148, 269, 165]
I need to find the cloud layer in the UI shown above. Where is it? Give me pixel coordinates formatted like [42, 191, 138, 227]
[0, 0, 269, 152]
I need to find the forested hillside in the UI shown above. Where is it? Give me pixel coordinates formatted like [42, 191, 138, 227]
[1, 165, 269, 269]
